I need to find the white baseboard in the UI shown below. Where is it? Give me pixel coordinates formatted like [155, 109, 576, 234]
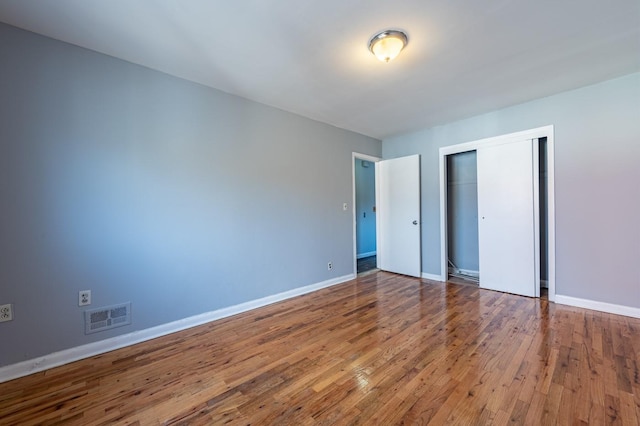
[555, 295, 640, 319]
[356, 251, 376, 259]
[421, 272, 444, 282]
[0, 273, 355, 384]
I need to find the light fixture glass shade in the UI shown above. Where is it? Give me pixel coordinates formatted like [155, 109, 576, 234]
[368, 30, 408, 62]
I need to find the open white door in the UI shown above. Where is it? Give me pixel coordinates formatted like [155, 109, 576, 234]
[477, 139, 539, 297]
[376, 155, 421, 277]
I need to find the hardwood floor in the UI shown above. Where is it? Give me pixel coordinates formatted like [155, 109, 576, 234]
[1, 271, 639, 425]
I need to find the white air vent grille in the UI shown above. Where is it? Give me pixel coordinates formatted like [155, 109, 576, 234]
[84, 302, 131, 334]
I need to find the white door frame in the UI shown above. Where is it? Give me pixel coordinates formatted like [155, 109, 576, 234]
[352, 152, 382, 275]
[438, 125, 556, 301]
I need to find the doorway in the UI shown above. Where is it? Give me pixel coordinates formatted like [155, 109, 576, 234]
[353, 153, 422, 278]
[352, 153, 381, 275]
[439, 126, 555, 300]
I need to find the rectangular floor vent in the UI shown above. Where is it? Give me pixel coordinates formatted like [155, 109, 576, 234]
[84, 302, 131, 334]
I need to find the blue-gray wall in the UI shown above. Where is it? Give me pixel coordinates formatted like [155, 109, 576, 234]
[0, 23, 381, 367]
[354, 159, 376, 256]
[384, 72, 640, 308]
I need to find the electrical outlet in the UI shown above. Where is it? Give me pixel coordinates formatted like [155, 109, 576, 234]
[328, 262, 333, 271]
[0, 304, 13, 322]
[79, 290, 91, 306]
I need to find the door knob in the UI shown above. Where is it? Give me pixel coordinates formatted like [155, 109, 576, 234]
[412, 220, 418, 225]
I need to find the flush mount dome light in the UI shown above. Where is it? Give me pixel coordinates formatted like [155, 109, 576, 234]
[368, 30, 408, 62]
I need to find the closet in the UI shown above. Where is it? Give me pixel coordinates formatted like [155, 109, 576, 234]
[442, 135, 549, 298]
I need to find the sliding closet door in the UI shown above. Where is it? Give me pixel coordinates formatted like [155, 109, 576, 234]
[477, 139, 539, 297]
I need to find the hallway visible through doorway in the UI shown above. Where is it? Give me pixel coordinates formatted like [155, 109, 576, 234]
[353, 153, 379, 276]
[357, 255, 377, 274]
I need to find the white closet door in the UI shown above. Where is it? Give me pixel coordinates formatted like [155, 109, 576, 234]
[376, 155, 421, 278]
[477, 139, 539, 297]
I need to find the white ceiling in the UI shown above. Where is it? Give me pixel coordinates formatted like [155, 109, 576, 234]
[0, 1, 638, 139]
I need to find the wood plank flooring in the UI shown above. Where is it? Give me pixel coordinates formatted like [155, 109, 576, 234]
[1, 271, 639, 425]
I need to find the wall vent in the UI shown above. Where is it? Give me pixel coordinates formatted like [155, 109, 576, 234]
[84, 302, 131, 334]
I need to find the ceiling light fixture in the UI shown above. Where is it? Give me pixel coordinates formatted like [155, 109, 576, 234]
[368, 30, 408, 63]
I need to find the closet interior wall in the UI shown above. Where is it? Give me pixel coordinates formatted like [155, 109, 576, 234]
[446, 151, 479, 282]
[539, 138, 549, 287]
